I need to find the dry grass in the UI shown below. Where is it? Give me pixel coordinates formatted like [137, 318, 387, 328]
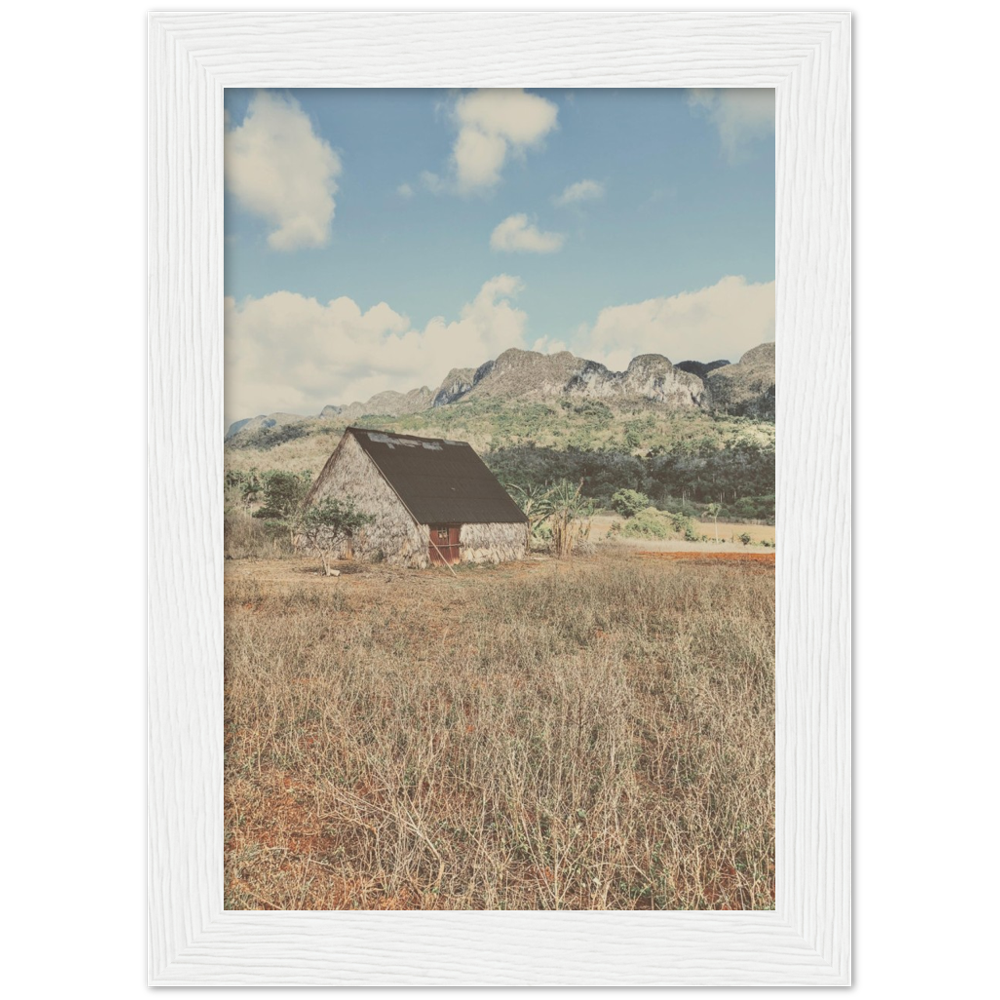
[225, 550, 774, 910]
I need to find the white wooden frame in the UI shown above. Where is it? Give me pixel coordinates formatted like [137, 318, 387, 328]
[148, 11, 851, 986]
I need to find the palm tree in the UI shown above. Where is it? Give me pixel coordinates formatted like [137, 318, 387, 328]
[705, 502, 722, 543]
[538, 480, 595, 558]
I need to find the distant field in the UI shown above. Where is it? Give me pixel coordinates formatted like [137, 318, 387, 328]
[225, 548, 775, 910]
[589, 515, 775, 549]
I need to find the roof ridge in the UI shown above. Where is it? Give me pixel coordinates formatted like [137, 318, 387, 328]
[345, 425, 465, 447]
[344, 424, 446, 444]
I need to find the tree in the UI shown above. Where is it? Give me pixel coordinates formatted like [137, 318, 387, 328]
[705, 502, 722, 542]
[509, 479, 596, 557]
[509, 483, 554, 535]
[253, 471, 310, 520]
[610, 488, 650, 519]
[536, 480, 596, 559]
[235, 468, 266, 510]
[296, 496, 374, 575]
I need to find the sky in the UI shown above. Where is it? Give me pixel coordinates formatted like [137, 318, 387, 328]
[224, 88, 774, 425]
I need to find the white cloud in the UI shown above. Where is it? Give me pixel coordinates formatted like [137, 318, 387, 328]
[396, 182, 414, 198]
[533, 337, 567, 354]
[447, 89, 558, 194]
[224, 92, 341, 251]
[537, 276, 775, 372]
[225, 276, 528, 424]
[688, 89, 775, 163]
[453, 127, 509, 191]
[554, 179, 605, 206]
[490, 214, 565, 254]
[419, 170, 446, 194]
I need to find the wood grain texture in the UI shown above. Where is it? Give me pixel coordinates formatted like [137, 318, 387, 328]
[148, 11, 851, 986]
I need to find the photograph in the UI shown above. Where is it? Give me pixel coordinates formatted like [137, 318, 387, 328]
[222, 86, 776, 911]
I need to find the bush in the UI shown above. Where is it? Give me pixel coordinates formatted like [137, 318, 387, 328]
[731, 495, 776, 522]
[259, 519, 291, 541]
[610, 488, 651, 519]
[620, 509, 672, 539]
[657, 496, 701, 520]
[571, 400, 614, 425]
[224, 511, 296, 560]
[669, 512, 694, 536]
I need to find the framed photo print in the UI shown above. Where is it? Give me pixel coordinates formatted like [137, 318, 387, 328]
[148, 10, 850, 986]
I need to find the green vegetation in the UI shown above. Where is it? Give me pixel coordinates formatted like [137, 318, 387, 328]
[298, 496, 375, 575]
[487, 442, 774, 523]
[225, 398, 776, 525]
[509, 480, 596, 556]
[228, 422, 311, 450]
[617, 509, 672, 539]
[538, 480, 596, 558]
[253, 471, 310, 520]
[225, 468, 312, 514]
[610, 488, 651, 519]
[343, 396, 773, 456]
[704, 502, 722, 543]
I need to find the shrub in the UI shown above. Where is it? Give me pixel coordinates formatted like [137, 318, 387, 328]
[224, 511, 296, 560]
[610, 488, 651, 519]
[669, 512, 694, 536]
[732, 495, 776, 523]
[657, 496, 701, 519]
[620, 509, 672, 539]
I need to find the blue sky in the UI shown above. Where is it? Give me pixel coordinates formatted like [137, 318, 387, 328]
[224, 88, 774, 423]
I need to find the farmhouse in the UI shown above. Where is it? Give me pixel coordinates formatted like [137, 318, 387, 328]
[302, 426, 529, 568]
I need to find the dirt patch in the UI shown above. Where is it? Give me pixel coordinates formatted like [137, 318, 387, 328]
[635, 550, 775, 565]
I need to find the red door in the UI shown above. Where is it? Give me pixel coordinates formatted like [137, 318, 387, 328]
[429, 525, 461, 565]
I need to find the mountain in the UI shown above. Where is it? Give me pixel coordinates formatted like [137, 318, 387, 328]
[225, 344, 775, 440]
[224, 411, 313, 439]
[706, 343, 776, 419]
[432, 366, 482, 407]
[320, 386, 434, 424]
[444, 349, 709, 409]
[675, 359, 730, 379]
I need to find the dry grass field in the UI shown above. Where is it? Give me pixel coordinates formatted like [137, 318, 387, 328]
[224, 547, 774, 910]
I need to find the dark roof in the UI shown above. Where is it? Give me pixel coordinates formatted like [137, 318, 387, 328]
[347, 427, 527, 525]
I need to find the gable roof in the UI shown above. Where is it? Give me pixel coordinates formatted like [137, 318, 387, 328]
[346, 427, 527, 525]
